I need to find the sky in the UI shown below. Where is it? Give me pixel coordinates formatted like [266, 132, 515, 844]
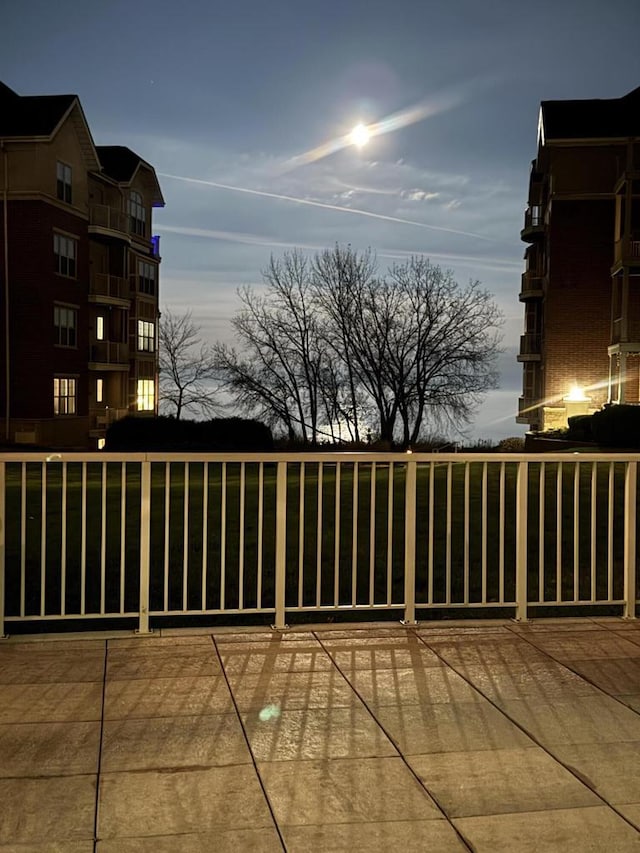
[3, 0, 640, 441]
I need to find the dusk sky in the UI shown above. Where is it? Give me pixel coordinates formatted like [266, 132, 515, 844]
[3, 0, 640, 440]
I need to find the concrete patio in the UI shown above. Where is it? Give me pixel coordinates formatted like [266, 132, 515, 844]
[2, 619, 640, 851]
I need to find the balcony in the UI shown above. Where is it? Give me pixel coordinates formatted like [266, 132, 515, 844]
[517, 333, 541, 362]
[612, 236, 640, 272]
[89, 341, 130, 369]
[91, 407, 129, 429]
[520, 206, 545, 242]
[519, 272, 544, 301]
[89, 273, 130, 305]
[88, 204, 130, 241]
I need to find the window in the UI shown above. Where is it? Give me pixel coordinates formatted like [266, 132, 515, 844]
[136, 379, 155, 411]
[96, 378, 103, 403]
[56, 162, 72, 203]
[96, 316, 105, 341]
[129, 191, 146, 236]
[54, 233, 77, 277]
[53, 377, 77, 415]
[138, 320, 155, 352]
[138, 260, 156, 295]
[54, 305, 77, 347]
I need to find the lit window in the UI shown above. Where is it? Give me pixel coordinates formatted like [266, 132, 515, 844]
[136, 379, 154, 411]
[54, 233, 77, 277]
[138, 320, 155, 352]
[138, 260, 156, 295]
[54, 305, 77, 347]
[96, 316, 105, 341]
[56, 162, 72, 203]
[96, 378, 103, 403]
[53, 377, 77, 415]
[129, 191, 146, 236]
[97, 438, 106, 450]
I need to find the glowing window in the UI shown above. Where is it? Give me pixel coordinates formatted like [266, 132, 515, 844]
[96, 316, 105, 341]
[53, 377, 77, 415]
[96, 378, 103, 403]
[129, 191, 146, 236]
[54, 305, 77, 347]
[54, 233, 77, 277]
[56, 162, 72, 203]
[138, 320, 155, 352]
[97, 438, 106, 450]
[137, 379, 154, 411]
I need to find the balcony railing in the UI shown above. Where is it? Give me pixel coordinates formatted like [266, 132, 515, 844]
[613, 237, 640, 267]
[519, 273, 544, 300]
[89, 273, 129, 302]
[89, 205, 129, 237]
[521, 206, 544, 241]
[1, 452, 639, 636]
[518, 333, 542, 360]
[92, 407, 129, 428]
[90, 341, 129, 365]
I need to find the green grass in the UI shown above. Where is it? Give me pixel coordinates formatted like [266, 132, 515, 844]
[1, 458, 633, 621]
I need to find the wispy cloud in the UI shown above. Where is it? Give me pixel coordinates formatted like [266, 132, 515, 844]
[159, 172, 496, 242]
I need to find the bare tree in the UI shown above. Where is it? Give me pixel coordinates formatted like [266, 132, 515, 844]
[215, 252, 327, 442]
[159, 309, 219, 419]
[218, 247, 503, 445]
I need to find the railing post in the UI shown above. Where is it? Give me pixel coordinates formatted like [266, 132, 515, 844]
[623, 461, 637, 620]
[137, 459, 152, 634]
[0, 461, 7, 639]
[272, 461, 288, 630]
[514, 460, 530, 622]
[402, 457, 418, 626]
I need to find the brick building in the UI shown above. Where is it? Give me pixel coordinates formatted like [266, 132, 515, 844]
[517, 85, 640, 431]
[0, 82, 164, 449]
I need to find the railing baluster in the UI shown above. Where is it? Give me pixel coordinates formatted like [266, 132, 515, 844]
[298, 462, 305, 609]
[446, 463, 452, 605]
[463, 462, 470, 605]
[100, 462, 107, 615]
[514, 460, 529, 622]
[138, 460, 152, 634]
[163, 462, 170, 612]
[402, 458, 417, 625]
[40, 462, 46, 617]
[220, 462, 227, 610]
[0, 461, 6, 638]
[590, 462, 597, 603]
[239, 462, 245, 611]
[369, 462, 376, 606]
[120, 462, 126, 614]
[201, 462, 209, 611]
[387, 462, 394, 606]
[20, 463, 26, 618]
[351, 462, 358, 607]
[334, 462, 341, 607]
[499, 462, 505, 603]
[623, 461, 637, 620]
[573, 463, 580, 602]
[256, 463, 263, 609]
[316, 463, 323, 608]
[61, 463, 67, 616]
[183, 463, 189, 611]
[80, 462, 87, 616]
[273, 460, 287, 630]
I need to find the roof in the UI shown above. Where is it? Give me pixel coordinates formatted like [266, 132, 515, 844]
[96, 146, 165, 206]
[0, 81, 76, 137]
[541, 85, 640, 141]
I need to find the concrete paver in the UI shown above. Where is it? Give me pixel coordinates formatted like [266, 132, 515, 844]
[0, 775, 96, 845]
[97, 765, 274, 839]
[369, 699, 534, 754]
[409, 746, 599, 818]
[454, 806, 640, 852]
[280, 819, 468, 852]
[0, 721, 100, 777]
[258, 755, 442, 825]
[242, 706, 397, 761]
[1, 619, 640, 850]
[103, 674, 234, 719]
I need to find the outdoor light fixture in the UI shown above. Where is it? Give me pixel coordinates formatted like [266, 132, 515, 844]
[564, 385, 590, 403]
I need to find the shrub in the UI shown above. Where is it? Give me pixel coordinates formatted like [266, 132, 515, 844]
[496, 436, 525, 452]
[566, 414, 593, 442]
[105, 417, 273, 452]
[590, 405, 640, 449]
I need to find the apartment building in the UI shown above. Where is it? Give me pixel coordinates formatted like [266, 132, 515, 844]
[517, 85, 640, 431]
[0, 81, 164, 449]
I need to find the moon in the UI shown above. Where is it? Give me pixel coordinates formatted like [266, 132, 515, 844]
[350, 123, 370, 148]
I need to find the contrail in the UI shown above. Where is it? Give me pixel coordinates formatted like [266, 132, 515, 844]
[158, 172, 494, 242]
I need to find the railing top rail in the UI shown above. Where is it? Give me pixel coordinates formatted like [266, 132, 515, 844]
[2, 451, 640, 464]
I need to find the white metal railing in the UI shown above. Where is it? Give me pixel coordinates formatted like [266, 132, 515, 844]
[0, 452, 638, 636]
